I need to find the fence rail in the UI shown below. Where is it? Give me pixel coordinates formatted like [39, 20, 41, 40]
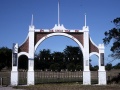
[18, 70, 27, 85]
[0, 71, 10, 86]
[1, 70, 118, 85]
[35, 70, 83, 84]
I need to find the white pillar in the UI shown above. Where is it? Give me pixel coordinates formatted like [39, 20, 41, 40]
[27, 25, 35, 85]
[98, 44, 106, 85]
[11, 43, 18, 86]
[83, 26, 91, 85]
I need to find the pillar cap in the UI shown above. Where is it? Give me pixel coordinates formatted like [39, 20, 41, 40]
[29, 25, 35, 32]
[98, 44, 104, 49]
[83, 26, 89, 31]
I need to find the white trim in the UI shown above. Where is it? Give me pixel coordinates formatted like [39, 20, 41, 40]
[18, 52, 29, 58]
[89, 52, 99, 57]
[35, 29, 84, 32]
[34, 33, 84, 56]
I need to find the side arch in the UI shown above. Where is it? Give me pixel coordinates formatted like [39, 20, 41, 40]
[89, 52, 99, 58]
[34, 32, 84, 56]
[18, 52, 29, 58]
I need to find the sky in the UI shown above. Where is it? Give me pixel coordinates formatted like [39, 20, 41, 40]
[0, 0, 120, 66]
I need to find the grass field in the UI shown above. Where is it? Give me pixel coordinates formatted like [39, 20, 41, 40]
[14, 83, 120, 90]
[0, 69, 120, 89]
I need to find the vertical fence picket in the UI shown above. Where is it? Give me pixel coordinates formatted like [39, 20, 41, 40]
[34, 70, 84, 84]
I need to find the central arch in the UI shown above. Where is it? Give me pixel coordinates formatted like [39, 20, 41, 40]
[35, 33, 84, 57]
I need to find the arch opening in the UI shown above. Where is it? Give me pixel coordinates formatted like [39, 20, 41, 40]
[34, 34, 84, 84]
[18, 55, 28, 70]
[18, 55, 28, 85]
[34, 35, 83, 71]
[89, 53, 99, 84]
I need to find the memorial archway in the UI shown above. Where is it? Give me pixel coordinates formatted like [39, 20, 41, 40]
[11, 23, 106, 86]
[10, 0, 107, 85]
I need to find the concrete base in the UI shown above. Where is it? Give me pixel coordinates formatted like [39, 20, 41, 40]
[27, 71, 34, 85]
[83, 71, 91, 85]
[11, 71, 18, 86]
[98, 71, 106, 85]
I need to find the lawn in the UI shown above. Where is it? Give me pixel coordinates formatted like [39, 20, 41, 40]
[1, 69, 120, 90]
[14, 83, 120, 90]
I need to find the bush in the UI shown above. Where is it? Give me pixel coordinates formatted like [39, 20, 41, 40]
[109, 73, 120, 84]
[67, 63, 75, 71]
[76, 65, 82, 71]
[49, 63, 60, 71]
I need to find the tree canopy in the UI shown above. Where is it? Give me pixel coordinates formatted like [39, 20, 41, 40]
[1, 46, 120, 71]
[103, 17, 120, 59]
[0, 47, 12, 70]
[34, 46, 83, 71]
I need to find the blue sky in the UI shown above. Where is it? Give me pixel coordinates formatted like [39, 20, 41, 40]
[0, 0, 120, 66]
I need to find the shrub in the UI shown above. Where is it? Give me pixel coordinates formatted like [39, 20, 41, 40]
[67, 63, 75, 71]
[76, 65, 82, 71]
[50, 63, 60, 71]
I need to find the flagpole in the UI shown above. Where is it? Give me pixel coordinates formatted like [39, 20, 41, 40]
[58, 0, 60, 26]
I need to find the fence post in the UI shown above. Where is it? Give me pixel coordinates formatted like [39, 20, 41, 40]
[1, 77, 3, 86]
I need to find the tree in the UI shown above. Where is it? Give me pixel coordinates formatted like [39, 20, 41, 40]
[34, 46, 83, 70]
[93, 65, 98, 71]
[51, 52, 65, 70]
[105, 63, 112, 71]
[103, 17, 120, 59]
[0, 47, 12, 70]
[63, 46, 83, 63]
[39, 49, 51, 59]
[113, 63, 120, 69]
[50, 63, 60, 71]
[63, 46, 83, 70]
[34, 49, 51, 70]
[76, 64, 82, 71]
[51, 52, 64, 62]
[67, 63, 75, 71]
